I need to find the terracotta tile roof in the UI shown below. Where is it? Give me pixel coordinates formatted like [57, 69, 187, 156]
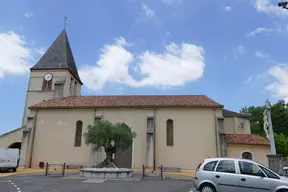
[29, 95, 223, 109]
[227, 134, 270, 146]
[222, 109, 251, 120]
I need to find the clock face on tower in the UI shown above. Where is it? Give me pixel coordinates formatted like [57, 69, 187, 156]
[44, 73, 53, 81]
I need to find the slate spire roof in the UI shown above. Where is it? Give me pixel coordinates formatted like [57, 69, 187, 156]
[30, 29, 83, 84]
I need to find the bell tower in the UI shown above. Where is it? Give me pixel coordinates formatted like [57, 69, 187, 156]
[21, 29, 83, 126]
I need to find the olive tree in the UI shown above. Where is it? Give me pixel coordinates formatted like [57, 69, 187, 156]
[84, 120, 136, 168]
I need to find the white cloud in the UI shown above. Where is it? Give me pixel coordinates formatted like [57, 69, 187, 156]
[255, 51, 269, 58]
[79, 37, 136, 90]
[225, 6, 232, 11]
[237, 45, 245, 53]
[141, 2, 155, 18]
[136, 43, 205, 87]
[266, 64, 288, 101]
[244, 76, 252, 84]
[79, 37, 205, 90]
[35, 47, 46, 55]
[161, 0, 182, 4]
[0, 31, 32, 79]
[246, 27, 274, 37]
[24, 12, 34, 18]
[254, 0, 288, 17]
[115, 37, 129, 47]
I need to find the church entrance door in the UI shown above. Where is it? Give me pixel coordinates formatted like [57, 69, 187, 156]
[114, 145, 132, 168]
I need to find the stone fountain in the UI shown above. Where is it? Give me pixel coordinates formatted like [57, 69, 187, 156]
[80, 147, 132, 179]
[80, 167, 133, 179]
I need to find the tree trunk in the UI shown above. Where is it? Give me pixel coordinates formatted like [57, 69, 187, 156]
[93, 146, 117, 168]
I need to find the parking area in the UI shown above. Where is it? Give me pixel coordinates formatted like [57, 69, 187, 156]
[0, 173, 195, 192]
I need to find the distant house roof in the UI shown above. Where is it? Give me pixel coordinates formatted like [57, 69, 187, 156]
[29, 95, 224, 109]
[0, 127, 24, 138]
[227, 134, 270, 146]
[223, 109, 251, 120]
[30, 29, 83, 85]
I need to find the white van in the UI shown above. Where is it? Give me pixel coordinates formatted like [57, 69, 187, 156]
[0, 148, 20, 172]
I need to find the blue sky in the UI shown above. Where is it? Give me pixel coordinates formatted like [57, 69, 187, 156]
[1, 0, 288, 134]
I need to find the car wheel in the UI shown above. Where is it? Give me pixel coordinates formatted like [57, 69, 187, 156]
[200, 184, 216, 192]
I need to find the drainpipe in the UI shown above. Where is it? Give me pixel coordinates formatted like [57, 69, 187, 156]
[153, 107, 156, 171]
[29, 109, 38, 168]
[214, 108, 220, 157]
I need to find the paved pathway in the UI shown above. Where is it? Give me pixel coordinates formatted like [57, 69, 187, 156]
[0, 173, 196, 192]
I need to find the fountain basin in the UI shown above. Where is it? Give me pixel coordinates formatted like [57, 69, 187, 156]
[80, 168, 133, 179]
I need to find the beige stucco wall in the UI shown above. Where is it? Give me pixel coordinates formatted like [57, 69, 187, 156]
[155, 108, 220, 170]
[227, 144, 270, 166]
[22, 70, 81, 126]
[224, 117, 251, 134]
[27, 107, 221, 170]
[234, 117, 251, 134]
[224, 117, 235, 134]
[0, 128, 23, 148]
[30, 109, 93, 168]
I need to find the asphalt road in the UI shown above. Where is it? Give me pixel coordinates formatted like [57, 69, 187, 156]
[0, 174, 195, 192]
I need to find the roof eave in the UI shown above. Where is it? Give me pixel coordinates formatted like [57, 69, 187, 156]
[0, 127, 25, 138]
[29, 105, 224, 110]
[227, 142, 270, 146]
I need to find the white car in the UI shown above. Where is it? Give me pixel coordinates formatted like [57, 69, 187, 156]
[194, 157, 288, 192]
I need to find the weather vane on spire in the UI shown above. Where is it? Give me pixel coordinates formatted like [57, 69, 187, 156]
[64, 16, 67, 29]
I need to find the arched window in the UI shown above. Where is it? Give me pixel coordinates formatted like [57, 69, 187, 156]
[74, 121, 83, 147]
[42, 79, 52, 91]
[166, 119, 174, 146]
[242, 152, 252, 160]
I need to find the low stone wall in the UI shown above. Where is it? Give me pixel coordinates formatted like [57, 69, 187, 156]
[80, 168, 132, 179]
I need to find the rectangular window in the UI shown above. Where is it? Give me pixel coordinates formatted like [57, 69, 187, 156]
[74, 81, 77, 95]
[94, 118, 101, 125]
[166, 120, 174, 146]
[53, 84, 63, 98]
[147, 118, 153, 134]
[42, 80, 52, 91]
[216, 160, 236, 173]
[74, 121, 83, 147]
[70, 77, 74, 93]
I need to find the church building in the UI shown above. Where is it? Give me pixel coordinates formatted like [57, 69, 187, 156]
[0, 29, 271, 171]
